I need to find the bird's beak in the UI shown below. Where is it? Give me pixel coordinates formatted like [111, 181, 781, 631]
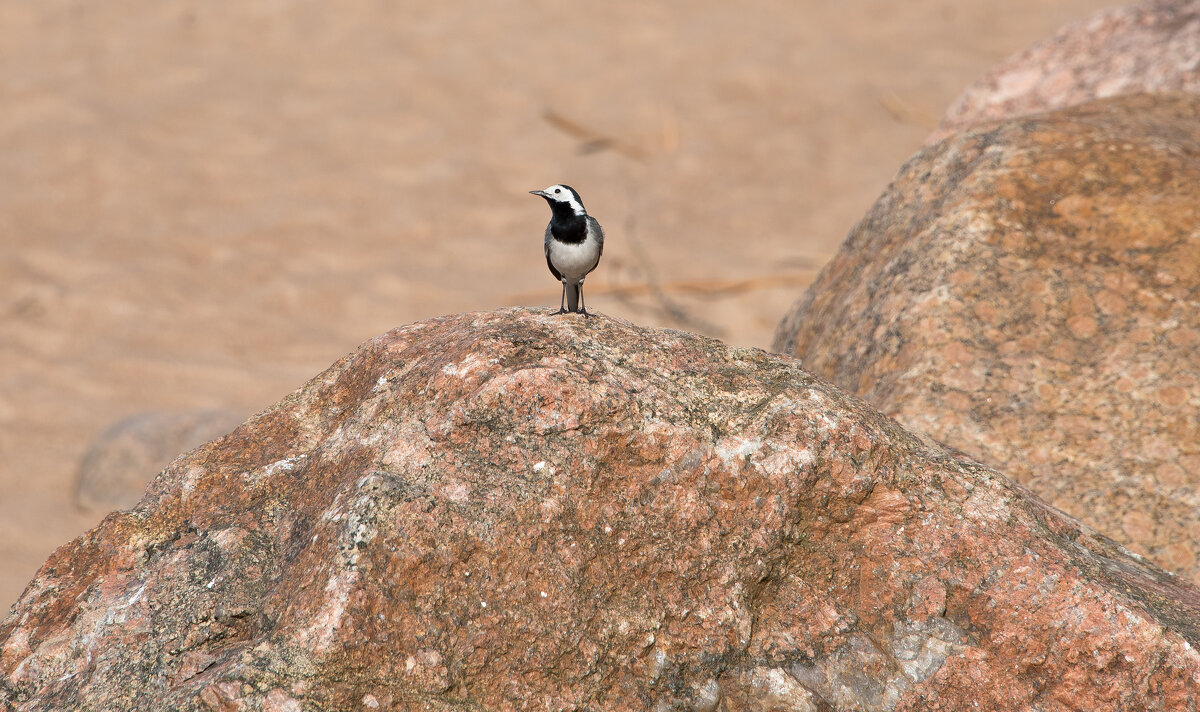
[530, 190, 548, 198]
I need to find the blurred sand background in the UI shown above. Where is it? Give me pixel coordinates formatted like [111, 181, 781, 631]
[1, 1, 1118, 609]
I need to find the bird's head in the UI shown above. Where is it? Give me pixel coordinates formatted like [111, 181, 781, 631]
[530, 184, 586, 216]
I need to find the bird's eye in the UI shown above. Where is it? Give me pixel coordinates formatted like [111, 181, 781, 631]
[554, 188, 561, 194]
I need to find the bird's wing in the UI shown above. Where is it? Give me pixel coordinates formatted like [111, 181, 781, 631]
[544, 225, 563, 281]
[585, 216, 604, 274]
[589, 217, 604, 256]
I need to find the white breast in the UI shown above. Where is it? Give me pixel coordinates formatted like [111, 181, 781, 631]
[548, 234, 601, 281]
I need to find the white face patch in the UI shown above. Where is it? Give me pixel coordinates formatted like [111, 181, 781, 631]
[540, 184, 585, 216]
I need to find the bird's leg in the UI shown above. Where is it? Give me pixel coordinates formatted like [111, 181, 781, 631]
[577, 282, 591, 318]
[555, 280, 568, 315]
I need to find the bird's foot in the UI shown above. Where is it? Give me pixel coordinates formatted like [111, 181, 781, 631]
[577, 307, 592, 318]
[553, 307, 569, 315]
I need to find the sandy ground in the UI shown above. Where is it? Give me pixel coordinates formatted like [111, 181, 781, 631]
[0, 1, 1119, 610]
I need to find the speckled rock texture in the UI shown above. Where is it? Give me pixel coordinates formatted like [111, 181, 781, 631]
[931, 0, 1200, 142]
[5, 310, 1200, 711]
[775, 94, 1200, 584]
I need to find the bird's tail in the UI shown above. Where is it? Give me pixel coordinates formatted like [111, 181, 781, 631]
[565, 283, 581, 313]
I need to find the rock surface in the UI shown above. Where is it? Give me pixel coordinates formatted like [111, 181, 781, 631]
[932, 0, 1200, 142]
[5, 309, 1200, 710]
[775, 94, 1200, 582]
[74, 410, 245, 513]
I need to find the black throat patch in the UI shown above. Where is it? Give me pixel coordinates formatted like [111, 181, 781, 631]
[548, 205, 588, 244]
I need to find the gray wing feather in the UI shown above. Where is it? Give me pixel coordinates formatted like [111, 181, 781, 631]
[584, 217, 604, 275]
[544, 225, 563, 281]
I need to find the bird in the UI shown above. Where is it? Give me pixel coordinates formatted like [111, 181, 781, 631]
[530, 184, 605, 316]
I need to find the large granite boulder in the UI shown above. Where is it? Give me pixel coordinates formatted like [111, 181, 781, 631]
[775, 94, 1200, 582]
[4, 310, 1200, 710]
[932, 0, 1200, 142]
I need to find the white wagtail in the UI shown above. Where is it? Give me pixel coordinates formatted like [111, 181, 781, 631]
[531, 184, 605, 316]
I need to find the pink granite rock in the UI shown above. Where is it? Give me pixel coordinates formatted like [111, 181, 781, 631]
[4, 310, 1200, 710]
[776, 93, 1200, 584]
[932, 0, 1200, 142]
